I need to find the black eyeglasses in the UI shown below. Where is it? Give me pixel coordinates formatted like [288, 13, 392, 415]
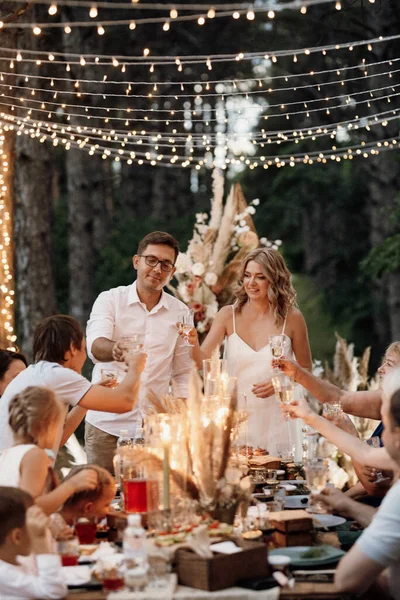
[138, 254, 175, 272]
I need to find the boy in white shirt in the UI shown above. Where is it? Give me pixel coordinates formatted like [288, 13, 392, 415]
[0, 486, 67, 600]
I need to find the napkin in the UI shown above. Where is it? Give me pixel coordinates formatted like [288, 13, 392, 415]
[90, 541, 118, 560]
[185, 524, 213, 558]
[62, 565, 92, 586]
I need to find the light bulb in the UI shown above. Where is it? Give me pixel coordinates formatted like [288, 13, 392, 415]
[89, 5, 98, 18]
[232, 11, 240, 19]
[0, 21, 4, 29]
[335, 1, 342, 9]
[170, 8, 178, 18]
[207, 8, 216, 18]
[246, 10, 255, 20]
[48, 3, 57, 15]
[143, 48, 150, 56]
[163, 21, 170, 31]
[33, 26, 42, 35]
[64, 26, 71, 33]
[80, 57, 86, 66]
[97, 25, 105, 35]
[198, 16, 205, 25]
[129, 21, 136, 30]
[300, 6, 307, 14]
[267, 10, 275, 18]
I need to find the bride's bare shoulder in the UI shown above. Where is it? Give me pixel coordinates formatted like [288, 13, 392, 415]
[217, 304, 235, 322]
[286, 306, 307, 326]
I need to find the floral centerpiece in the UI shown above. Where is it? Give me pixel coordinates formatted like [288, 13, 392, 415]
[169, 169, 281, 334]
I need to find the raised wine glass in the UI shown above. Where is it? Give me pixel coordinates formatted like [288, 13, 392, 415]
[271, 372, 294, 421]
[178, 309, 195, 346]
[269, 334, 285, 373]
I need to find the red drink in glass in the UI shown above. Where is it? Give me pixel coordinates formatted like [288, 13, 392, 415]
[75, 521, 97, 544]
[123, 479, 148, 513]
[61, 554, 78, 566]
[103, 577, 125, 591]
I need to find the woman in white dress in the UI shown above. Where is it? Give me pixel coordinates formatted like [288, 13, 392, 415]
[185, 248, 312, 456]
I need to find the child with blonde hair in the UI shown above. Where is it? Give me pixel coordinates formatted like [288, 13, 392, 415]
[0, 386, 97, 514]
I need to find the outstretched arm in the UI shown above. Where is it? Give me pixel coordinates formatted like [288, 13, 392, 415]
[178, 306, 229, 369]
[284, 398, 396, 470]
[276, 357, 382, 419]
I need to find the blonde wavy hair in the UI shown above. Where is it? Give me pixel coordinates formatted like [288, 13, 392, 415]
[8, 386, 62, 444]
[235, 248, 297, 325]
[385, 342, 400, 361]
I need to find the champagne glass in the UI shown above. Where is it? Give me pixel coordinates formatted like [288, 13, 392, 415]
[269, 334, 285, 373]
[305, 458, 328, 513]
[271, 372, 294, 421]
[179, 309, 194, 346]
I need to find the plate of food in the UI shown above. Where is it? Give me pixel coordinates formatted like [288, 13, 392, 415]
[269, 545, 345, 567]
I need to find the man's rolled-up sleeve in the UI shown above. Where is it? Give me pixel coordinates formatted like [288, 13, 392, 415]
[86, 291, 116, 362]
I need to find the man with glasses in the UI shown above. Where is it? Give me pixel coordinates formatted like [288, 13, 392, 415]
[85, 231, 192, 472]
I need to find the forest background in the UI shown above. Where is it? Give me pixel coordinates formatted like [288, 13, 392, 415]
[1, 0, 400, 372]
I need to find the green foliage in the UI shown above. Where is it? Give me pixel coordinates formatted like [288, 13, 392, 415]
[361, 234, 400, 278]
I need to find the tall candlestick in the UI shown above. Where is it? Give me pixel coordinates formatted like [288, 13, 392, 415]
[162, 424, 171, 511]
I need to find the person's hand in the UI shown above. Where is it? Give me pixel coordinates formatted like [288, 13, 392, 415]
[281, 396, 313, 421]
[313, 487, 352, 517]
[176, 323, 198, 346]
[252, 379, 275, 398]
[112, 341, 126, 362]
[125, 351, 147, 375]
[26, 506, 50, 539]
[272, 357, 301, 379]
[68, 468, 98, 494]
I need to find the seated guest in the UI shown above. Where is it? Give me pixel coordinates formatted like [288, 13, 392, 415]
[0, 386, 98, 514]
[0, 349, 27, 396]
[0, 486, 67, 600]
[50, 465, 115, 539]
[0, 314, 146, 454]
[335, 386, 400, 597]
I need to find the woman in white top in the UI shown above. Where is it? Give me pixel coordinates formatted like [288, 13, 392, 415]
[0, 386, 98, 514]
[185, 248, 312, 455]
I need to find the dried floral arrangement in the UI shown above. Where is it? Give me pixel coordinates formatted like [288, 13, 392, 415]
[138, 368, 252, 519]
[168, 169, 281, 334]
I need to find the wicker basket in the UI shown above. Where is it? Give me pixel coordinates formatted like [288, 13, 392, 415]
[176, 538, 269, 591]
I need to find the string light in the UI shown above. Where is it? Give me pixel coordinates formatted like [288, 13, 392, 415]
[170, 8, 178, 18]
[0, 126, 16, 349]
[129, 21, 136, 29]
[48, 3, 58, 15]
[64, 25, 72, 33]
[197, 16, 206, 25]
[33, 26, 42, 35]
[246, 9, 255, 20]
[207, 8, 216, 18]
[89, 5, 98, 18]
[97, 24, 105, 35]
[163, 20, 170, 31]
[232, 11, 240, 18]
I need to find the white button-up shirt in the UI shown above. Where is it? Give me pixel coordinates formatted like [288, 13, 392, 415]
[86, 281, 192, 436]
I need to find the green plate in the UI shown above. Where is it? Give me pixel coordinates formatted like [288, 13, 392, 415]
[269, 544, 345, 567]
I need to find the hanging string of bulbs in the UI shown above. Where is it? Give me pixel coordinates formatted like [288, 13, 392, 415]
[1, 112, 397, 170]
[0, 0, 342, 34]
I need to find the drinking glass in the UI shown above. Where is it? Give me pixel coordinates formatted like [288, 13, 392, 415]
[74, 517, 97, 544]
[178, 309, 195, 346]
[305, 458, 328, 513]
[57, 537, 80, 566]
[366, 436, 388, 483]
[322, 402, 342, 418]
[120, 334, 145, 356]
[269, 334, 285, 372]
[276, 442, 296, 463]
[271, 373, 294, 420]
[100, 368, 118, 388]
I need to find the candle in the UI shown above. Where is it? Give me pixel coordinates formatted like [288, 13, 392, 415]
[161, 423, 171, 511]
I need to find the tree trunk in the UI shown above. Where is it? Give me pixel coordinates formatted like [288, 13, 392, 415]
[14, 136, 57, 359]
